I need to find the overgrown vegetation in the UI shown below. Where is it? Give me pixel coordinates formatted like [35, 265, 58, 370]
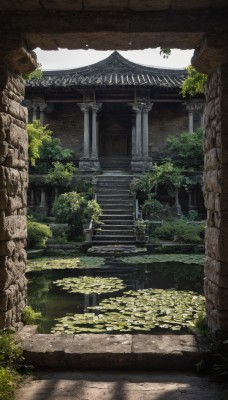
[0, 331, 26, 400]
[45, 161, 77, 187]
[27, 120, 52, 166]
[120, 253, 204, 265]
[181, 65, 208, 97]
[54, 276, 125, 294]
[22, 306, 42, 325]
[152, 219, 205, 244]
[27, 220, 52, 249]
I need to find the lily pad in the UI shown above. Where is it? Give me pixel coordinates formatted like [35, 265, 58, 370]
[51, 288, 205, 334]
[27, 256, 105, 272]
[119, 254, 204, 265]
[53, 276, 126, 294]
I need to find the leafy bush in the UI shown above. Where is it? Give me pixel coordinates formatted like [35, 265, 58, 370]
[22, 306, 42, 325]
[27, 220, 52, 249]
[166, 129, 203, 170]
[45, 161, 77, 187]
[27, 120, 52, 166]
[37, 137, 73, 168]
[0, 331, 26, 400]
[142, 199, 164, 220]
[153, 219, 205, 243]
[84, 199, 102, 224]
[52, 192, 85, 225]
[0, 368, 15, 400]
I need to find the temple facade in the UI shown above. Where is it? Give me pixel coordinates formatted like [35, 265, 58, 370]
[25, 51, 204, 173]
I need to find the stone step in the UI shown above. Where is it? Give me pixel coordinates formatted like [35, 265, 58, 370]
[100, 210, 133, 215]
[97, 194, 132, 200]
[98, 200, 133, 206]
[97, 189, 130, 195]
[96, 229, 134, 236]
[101, 215, 134, 221]
[100, 224, 134, 229]
[92, 240, 136, 245]
[101, 204, 133, 210]
[19, 328, 210, 370]
[93, 235, 135, 241]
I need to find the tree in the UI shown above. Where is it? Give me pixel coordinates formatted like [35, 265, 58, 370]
[166, 129, 203, 170]
[44, 161, 77, 187]
[37, 137, 73, 168]
[27, 120, 52, 166]
[181, 65, 208, 97]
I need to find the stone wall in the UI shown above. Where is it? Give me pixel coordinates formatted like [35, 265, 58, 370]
[0, 67, 28, 329]
[46, 104, 84, 159]
[204, 63, 228, 339]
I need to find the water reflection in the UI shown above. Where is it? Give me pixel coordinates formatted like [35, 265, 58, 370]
[26, 260, 203, 333]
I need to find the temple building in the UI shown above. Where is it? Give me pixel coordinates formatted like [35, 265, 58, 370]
[25, 51, 204, 173]
[25, 52, 205, 222]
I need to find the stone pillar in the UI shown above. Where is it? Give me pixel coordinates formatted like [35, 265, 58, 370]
[78, 103, 90, 159]
[91, 103, 102, 159]
[203, 64, 228, 339]
[39, 188, 46, 213]
[32, 103, 38, 121]
[186, 101, 205, 133]
[78, 102, 102, 171]
[0, 67, 29, 329]
[186, 102, 194, 133]
[30, 188, 35, 210]
[142, 103, 153, 157]
[131, 125, 136, 156]
[135, 106, 142, 156]
[38, 101, 47, 125]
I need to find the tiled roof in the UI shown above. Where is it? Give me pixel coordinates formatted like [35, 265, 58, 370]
[26, 51, 186, 89]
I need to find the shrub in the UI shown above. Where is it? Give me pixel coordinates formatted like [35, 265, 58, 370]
[27, 220, 52, 249]
[44, 161, 77, 187]
[52, 192, 85, 225]
[84, 199, 102, 225]
[22, 306, 42, 325]
[153, 219, 205, 243]
[0, 368, 15, 400]
[142, 199, 164, 220]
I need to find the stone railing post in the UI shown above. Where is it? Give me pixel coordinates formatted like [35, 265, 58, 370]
[186, 101, 205, 133]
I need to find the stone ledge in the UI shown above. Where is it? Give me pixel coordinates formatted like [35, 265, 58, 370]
[17, 328, 211, 370]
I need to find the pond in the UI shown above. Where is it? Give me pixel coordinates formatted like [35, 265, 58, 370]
[26, 255, 205, 334]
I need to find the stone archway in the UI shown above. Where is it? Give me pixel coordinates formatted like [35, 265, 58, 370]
[0, 1, 228, 339]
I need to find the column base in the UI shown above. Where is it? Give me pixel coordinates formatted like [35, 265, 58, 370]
[79, 159, 101, 172]
[131, 158, 152, 172]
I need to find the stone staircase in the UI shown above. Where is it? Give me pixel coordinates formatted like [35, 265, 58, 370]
[93, 174, 136, 245]
[100, 156, 130, 171]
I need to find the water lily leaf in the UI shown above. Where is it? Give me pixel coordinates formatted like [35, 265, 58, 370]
[53, 276, 125, 294]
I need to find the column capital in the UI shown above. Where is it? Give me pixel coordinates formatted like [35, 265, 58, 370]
[91, 102, 102, 113]
[129, 102, 144, 112]
[78, 103, 91, 112]
[142, 103, 154, 113]
[185, 101, 205, 113]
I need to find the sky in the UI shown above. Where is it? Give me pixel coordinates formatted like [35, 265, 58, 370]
[35, 48, 194, 71]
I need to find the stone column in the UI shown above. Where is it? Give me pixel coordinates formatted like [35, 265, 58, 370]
[30, 188, 35, 210]
[78, 103, 90, 159]
[135, 106, 142, 156]
[32, 102, 38, 121]
[131, 125, 136, 156]
[186, 102, 205, 133]
[39, 188, 46, 210]
[142, 103, 153, 157]
[38, 101, 47, 125]
[91, 103, 102, 159]
[186, 102, 194, 133]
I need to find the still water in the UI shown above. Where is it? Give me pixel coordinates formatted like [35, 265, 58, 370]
[26, 260, 203, 333]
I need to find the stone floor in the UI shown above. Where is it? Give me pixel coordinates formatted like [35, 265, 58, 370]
[15, 370, 227, 400]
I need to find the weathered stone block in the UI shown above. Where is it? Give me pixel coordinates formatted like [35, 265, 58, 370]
[204, 277, 228, 309]
[7, 194, 25, 213]
[0, 113, 10, 141]
[204, 148, 219, 170]
[205, 226, 228, 262]
[7, 123, 27, 149]
[0, 240, 16, 256]
[0, 140, 8, 163]
[205, 256, 228, 288]
[0, 189, 8, 210]
[0, 213, 27, 241]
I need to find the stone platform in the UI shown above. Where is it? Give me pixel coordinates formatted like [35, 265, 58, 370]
[87, 245, 147, 256]
[18, 327, 210, 370]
